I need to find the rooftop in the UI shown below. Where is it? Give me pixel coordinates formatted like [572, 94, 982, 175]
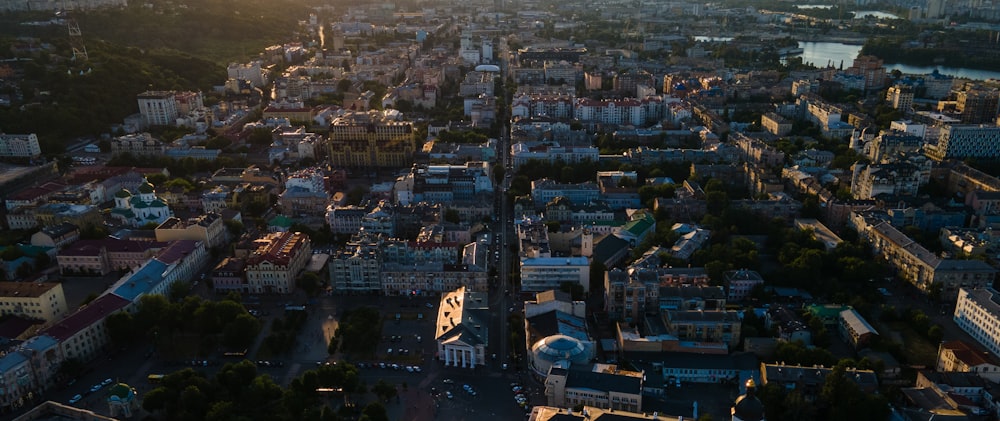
[0, 281, 60, 298]
[40, 294, 130, 342]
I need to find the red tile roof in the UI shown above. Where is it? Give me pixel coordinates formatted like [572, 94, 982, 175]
[40, 294, 129, 342]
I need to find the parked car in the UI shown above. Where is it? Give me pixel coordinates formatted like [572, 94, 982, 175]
[90, 384, 102, 393]
[69, 394, 82, 404]
[445, 391, 454, 399]
[102, 378, 113, 386]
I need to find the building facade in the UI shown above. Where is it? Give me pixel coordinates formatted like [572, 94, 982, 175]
[435, 287, 489, 368]
[0, 133, 41, 159]
[245, 232, 311, 294]
[328, 111, 415, 168]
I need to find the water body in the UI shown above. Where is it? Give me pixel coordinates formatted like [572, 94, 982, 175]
[794, 41, 1000, 81]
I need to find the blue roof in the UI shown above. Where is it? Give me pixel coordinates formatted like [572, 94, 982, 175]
[112, 259, 168, 301]
[0, 351, 27, 372]
[21, 334, 58, 352]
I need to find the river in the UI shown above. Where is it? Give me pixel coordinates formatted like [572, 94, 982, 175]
[793, 41, 1000, 81]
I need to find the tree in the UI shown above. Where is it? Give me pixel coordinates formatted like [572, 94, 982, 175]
[297, 272, 323, 297]
[371, 380, 397, 402]
[444, 208, 461, 224]
[360, 402, 389, 421]
[222, 313, 261, 349]
[559, 281, 585, 300]
[106, 311, 136, 346]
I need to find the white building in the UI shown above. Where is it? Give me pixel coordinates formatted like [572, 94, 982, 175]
[0, 133, 42, 159]
[511, 142, 599, 169]
[110, 180, 173, 227]
[137, 91, 179, 127]
[955, 288, 1000, 358]
[520, 257, 591, 293]
[435, 286, 489, 368]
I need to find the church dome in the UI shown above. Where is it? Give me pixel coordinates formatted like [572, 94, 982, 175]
[533, 334, 586, 360]
[732, 379, 765, 421]
[138, 181, 155, 194]
[107, 383, 135, 402]
[115, 189, 132, 198]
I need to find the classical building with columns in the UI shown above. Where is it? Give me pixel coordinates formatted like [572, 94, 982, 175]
[435, 286, 489, 368]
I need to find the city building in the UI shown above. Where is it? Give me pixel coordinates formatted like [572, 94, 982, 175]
[435, 286, 489, 369]
[328, 235, 381, 293]
[211, 257, 247, 293]
[511, 143, 599, 169]
[137, 91, 178, 127]
[0, 282, 67, 323]
[662, 309, 742, 348]
[109, 133, 165, 157]
[839, 308, 878, 350]
[526, 291, 593, 378]
[850, 162, 927, 199]
[245, 232, 311, 294]
[29, 222, 80, 250]
[520, 257, 590, 293]
[956, 88, 999, 124]
[528, 406, 683, 421]
[154, 213, 226, 248]
[886, 84, 914, 112]
[936, 340, 1000, 383]
[39, 294, 130, 362]
[760, 112, 791, 137]
[724, 269, 765, 302]
[0, 133, 41, 159]
[57, 238, 166, 276]
[760, 362, 879, 398]
[327, 111, 415, 168]
[851, 214, 997, 300]
[928, 124, 1000, 160]
[544, 363, 644, 413]
[530, 179, 601, 208]
[0, 335, 61, 414]
[955, 288, 1000, 359]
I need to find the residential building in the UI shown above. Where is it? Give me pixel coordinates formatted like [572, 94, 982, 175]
[886, 85, 914, 112]
[845, 55, 887, 91]
[29, 222, 80, 250]
[511, 143, 599, 169]
[0, 133, 41, 159]
[110, 133, 164, 157]
[394, 163, 493, 206]
[39, 294, 130, 362]
[851, 162, 928, 199]
[381, 263, 488, 296]
[955, 288, 1000, 359]
[326, 205, 367, 235]
[154, 213, 226, 248]
[839, 308, 878, 350]
[435, 286, 488, 368]
[937, 340, 1000, 383]
[279, 167, 330, 217]
[520, 257, 590, 293]
[329, 235, 381, 293]
[328, 111, 415, 168]
[852, 214, 997, 300]
[544, 363, 644, 413]
[0, 335, 61, 414]
[212, 257, 247, 293]
[0, 282, 67, 323]
[605, 267, 712, 322]
[528, 406, 683, 421]
[57, 238, 165, 276]
[794, 219, 842, 251]
[530, 179, 600, 209]
[662, 309, 742, 348]
[956, 88, 1000, 124]
[136, 91, 184, 127]
[725, 269, 764, 302]
[760, 112, 791, 137]
[760, 362, 879, 398]
[245, 232, 311, 294]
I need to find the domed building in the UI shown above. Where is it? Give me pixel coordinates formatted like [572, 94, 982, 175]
[530, 334, 594, 378]
[111, 179, 173, 227]
[732, 378, 765, 421]
[106, 382, 139, 418]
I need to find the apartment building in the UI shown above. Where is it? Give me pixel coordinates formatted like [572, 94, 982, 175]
[57, 238, 165, 276]
[520, 257, 590, 293]
[154, 213, 226, 248]
[850, 162, 927, 199]
[725, 269, 765, 302]
[511, 142, 599, 169]
[328, 111, 415, 168]
[329, 235, 381, 293]
[211, 257, 247, 293]
[0, 282, 67, 323]
[662, 309, 742, 348]
[955, 288, 1000, 359]
[530, 179, 600, 208]
[760, 362, 879, 399]
[40, 294, 130, 362]
[0, 335, 61, 413]
[395, 162, 493, 206]
[956, 88, 1000, 124]
[937, 340, 1000, 383]
[245, 231, 312, 294]
[544, 363, 644, 413]
[839, 308, 878, 350]
[0, 133, 41, 159]
[760, 112, 791, 137]
[851, 214, 997, 300]
[886, 85, 914, 112]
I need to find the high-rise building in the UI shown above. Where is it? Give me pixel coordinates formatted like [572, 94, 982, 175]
[136, 91, 179, 127]
[926, 0, 946, 19]
[327, 111, 415, 168]
[846, 55, 887, 91]
[929, 124, 1000, 160]
[957, 88, 1000, 124]
[886, 85, 914, 113]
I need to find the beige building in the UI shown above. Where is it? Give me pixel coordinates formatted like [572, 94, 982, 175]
[40, 294, 130, 362]
[154, 213, 227, 248]
[544, 363, 644, 413]
[760, 112, 792, 136]
[662, 310, 742, 348]
[245, 232, 312, 294]
[0, 282, 68, 323]
[886, 85, 914, 112]
[328, 111, 415, 168]
[435, 286, 489, 369]
[936, 340, 1000, 383]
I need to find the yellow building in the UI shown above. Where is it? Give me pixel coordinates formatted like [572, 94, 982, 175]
[328, 111, 415, 168]
[0, 281, 68, 323]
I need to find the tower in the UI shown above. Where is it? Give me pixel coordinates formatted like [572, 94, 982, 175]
[580, 227, 593, 258]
